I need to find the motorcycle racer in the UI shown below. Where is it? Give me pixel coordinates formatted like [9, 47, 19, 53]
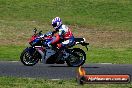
[47, 17, 75, 49]
[20, 21, 88, 66]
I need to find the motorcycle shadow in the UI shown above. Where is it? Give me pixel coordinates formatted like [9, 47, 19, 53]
[48, 65, 77, 68]
[48, 65, 100, 69]
[82, 66, 100, 69]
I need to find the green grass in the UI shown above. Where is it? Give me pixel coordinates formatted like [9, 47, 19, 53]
[87, 47, 132, 64]
[0, 77, 131, 88]
[0, 0, 132, 31]
[0, 46, 24, 61]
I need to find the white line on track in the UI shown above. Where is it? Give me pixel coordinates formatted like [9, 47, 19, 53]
[51, 79, 61, 81]
[100, 63, 112, 64]
[10, 61, 19, 62]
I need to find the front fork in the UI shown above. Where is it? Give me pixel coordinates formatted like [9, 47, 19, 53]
[34, 46, 45, 63]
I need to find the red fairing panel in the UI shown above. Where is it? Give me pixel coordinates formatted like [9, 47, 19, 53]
[51, 34, 60, 44]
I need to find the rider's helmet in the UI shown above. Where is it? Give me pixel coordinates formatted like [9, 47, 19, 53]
[52, 17, 62, 30]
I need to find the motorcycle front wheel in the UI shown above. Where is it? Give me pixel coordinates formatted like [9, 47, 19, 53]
[20, 47, 41, 66]
[66, 48, 86, 67]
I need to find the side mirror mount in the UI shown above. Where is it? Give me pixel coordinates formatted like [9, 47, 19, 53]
[33, 28, 37, 34]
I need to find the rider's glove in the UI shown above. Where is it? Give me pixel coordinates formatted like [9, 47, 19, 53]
[47, 42, 52, 48]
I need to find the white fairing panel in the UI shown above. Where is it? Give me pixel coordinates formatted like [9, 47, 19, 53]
[45, 49, 56, 62]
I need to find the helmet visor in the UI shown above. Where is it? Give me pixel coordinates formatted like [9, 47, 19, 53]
[52, 23, 57, 27]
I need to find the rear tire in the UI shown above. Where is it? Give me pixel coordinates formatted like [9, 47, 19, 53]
[66, 48, 86, 67]
[20, 47, 40, 66]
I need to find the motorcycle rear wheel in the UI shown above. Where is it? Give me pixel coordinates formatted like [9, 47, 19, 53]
[66, 48, 86, 67]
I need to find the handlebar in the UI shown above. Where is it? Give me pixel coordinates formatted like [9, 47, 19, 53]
[33, 28, 42, 36]
[33, 28, 37, 34]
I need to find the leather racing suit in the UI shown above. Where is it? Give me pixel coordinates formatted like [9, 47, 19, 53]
[49, 24, 75, 49]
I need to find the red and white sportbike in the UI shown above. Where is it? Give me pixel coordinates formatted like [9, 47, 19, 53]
[20, 28, 89, 67]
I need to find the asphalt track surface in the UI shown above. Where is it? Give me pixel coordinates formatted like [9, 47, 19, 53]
[0, 61, 132, 80]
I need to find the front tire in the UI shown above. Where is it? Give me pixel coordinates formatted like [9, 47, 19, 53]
[66, 48, 86, 67]
[20, 47, 40, 66]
